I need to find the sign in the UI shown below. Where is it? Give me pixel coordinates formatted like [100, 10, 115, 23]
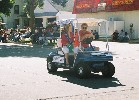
[72, 0, 95, 14]
[105, 0, 139, 12]
[112, 0, 134, 6]
[52, 56, 64, 63]
[72, 0, 139, 14]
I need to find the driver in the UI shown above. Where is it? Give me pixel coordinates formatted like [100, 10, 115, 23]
[74, 23, 99, 52]
[80, 23, 94, 49]
[79, 23, 94, 48]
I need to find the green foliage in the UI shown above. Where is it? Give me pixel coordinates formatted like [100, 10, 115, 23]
[23, 0, 44, 17]
[0, 0, 15, 16]
[51, 0, 69, 7]
[23, 0, 44, 34]
[22, 0, 68, 33]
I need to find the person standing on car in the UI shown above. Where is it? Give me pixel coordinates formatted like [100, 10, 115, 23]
[61, 24, 74, 67]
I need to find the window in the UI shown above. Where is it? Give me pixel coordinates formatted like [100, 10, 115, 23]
[14, 5, 19, 14]
[14, 19, 19, 28]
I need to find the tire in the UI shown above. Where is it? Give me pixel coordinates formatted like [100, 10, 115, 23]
[47, 57, 58, 73]
[75, 62, 91, 79]
[102, 62, 115, 77]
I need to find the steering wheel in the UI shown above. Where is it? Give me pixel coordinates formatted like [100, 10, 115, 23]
[82, 37, 93, 44]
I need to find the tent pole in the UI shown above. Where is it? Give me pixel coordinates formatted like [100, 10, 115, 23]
[106, 21, 109, 51]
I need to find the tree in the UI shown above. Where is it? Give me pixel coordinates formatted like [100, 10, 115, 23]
[0, 0, 15, 16]
[23, 0, 44, 34]
[51, 0, 69, 7]
[23, 0, 68, 34]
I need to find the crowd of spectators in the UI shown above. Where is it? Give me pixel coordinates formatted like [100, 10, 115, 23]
[0, 23, 60, 45]
[32, 23, 60, 45]
[112, 30, 130, 42]
[91, 30, 99, 40]
[0, 27, 31, 43]
[1, 23, 131, 45]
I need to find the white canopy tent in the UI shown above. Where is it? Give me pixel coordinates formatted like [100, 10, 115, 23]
[56, 18, 108, 35]
[56, 18, 106, 25]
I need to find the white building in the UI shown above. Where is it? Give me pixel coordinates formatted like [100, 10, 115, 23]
[71, 0, 139, 39]
[47, 0, 76, 21]
[1, 0, 25, 29]
[76, 11, 139, 39]
[56, 11, 76, 21]
[34, 0, 58, 28]
[1, 0, 58, 29]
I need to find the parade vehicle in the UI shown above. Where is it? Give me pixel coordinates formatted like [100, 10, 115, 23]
[46, 18, 115, 79]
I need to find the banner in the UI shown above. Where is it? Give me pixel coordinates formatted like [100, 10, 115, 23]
[106, 0, 139, 12]
[72, 0, 97, 14]
[72, 0, 139, 14]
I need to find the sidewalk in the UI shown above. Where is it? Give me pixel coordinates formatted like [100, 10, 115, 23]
[129, 39, 139, 43]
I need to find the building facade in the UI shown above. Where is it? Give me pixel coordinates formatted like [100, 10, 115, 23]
[73, 0, 139, 39]
[76, 10, 139, 39]
[1, 0, 58, 29]
[2, 0, 25, 29]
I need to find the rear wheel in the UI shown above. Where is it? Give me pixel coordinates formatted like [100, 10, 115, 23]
[75, 62, 91, 79]
[47, 57, 58, 73]
[102, 62, 115, 77]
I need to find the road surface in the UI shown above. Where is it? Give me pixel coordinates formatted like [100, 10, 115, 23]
[0, 42, 139, 100]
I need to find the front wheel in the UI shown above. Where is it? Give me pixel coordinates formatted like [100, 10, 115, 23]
[102, 62, 115, 77]
[75, 62, 91, 79]
[47, 58, 58, 73]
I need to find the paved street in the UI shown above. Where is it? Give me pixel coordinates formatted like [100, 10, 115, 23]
[0, 41, 139, 100]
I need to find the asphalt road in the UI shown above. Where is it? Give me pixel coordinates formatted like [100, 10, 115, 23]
[0, 42, 139, 100]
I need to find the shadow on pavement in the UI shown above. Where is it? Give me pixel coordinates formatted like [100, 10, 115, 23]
[50, 70, 125, 89]
[0, 43, 54, 58]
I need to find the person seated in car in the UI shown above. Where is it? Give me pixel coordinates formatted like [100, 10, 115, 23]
[73, 28, 79, 58]
[73, 23, 99, 59]
[79, 23, 99, 51]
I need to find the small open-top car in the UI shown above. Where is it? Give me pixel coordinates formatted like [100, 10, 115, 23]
[46, 18, 115, 79]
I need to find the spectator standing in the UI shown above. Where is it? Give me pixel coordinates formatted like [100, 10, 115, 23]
[0, 30, 2, 42]
[1, 30, 7, 43]
[14, 29, 21, 42]
[91, 30, 94, 35]
[49, 28, 55, 43]
[33, 29, 39, 43]
[93, 30, 99, 40]
[3, 32, 7, 43]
